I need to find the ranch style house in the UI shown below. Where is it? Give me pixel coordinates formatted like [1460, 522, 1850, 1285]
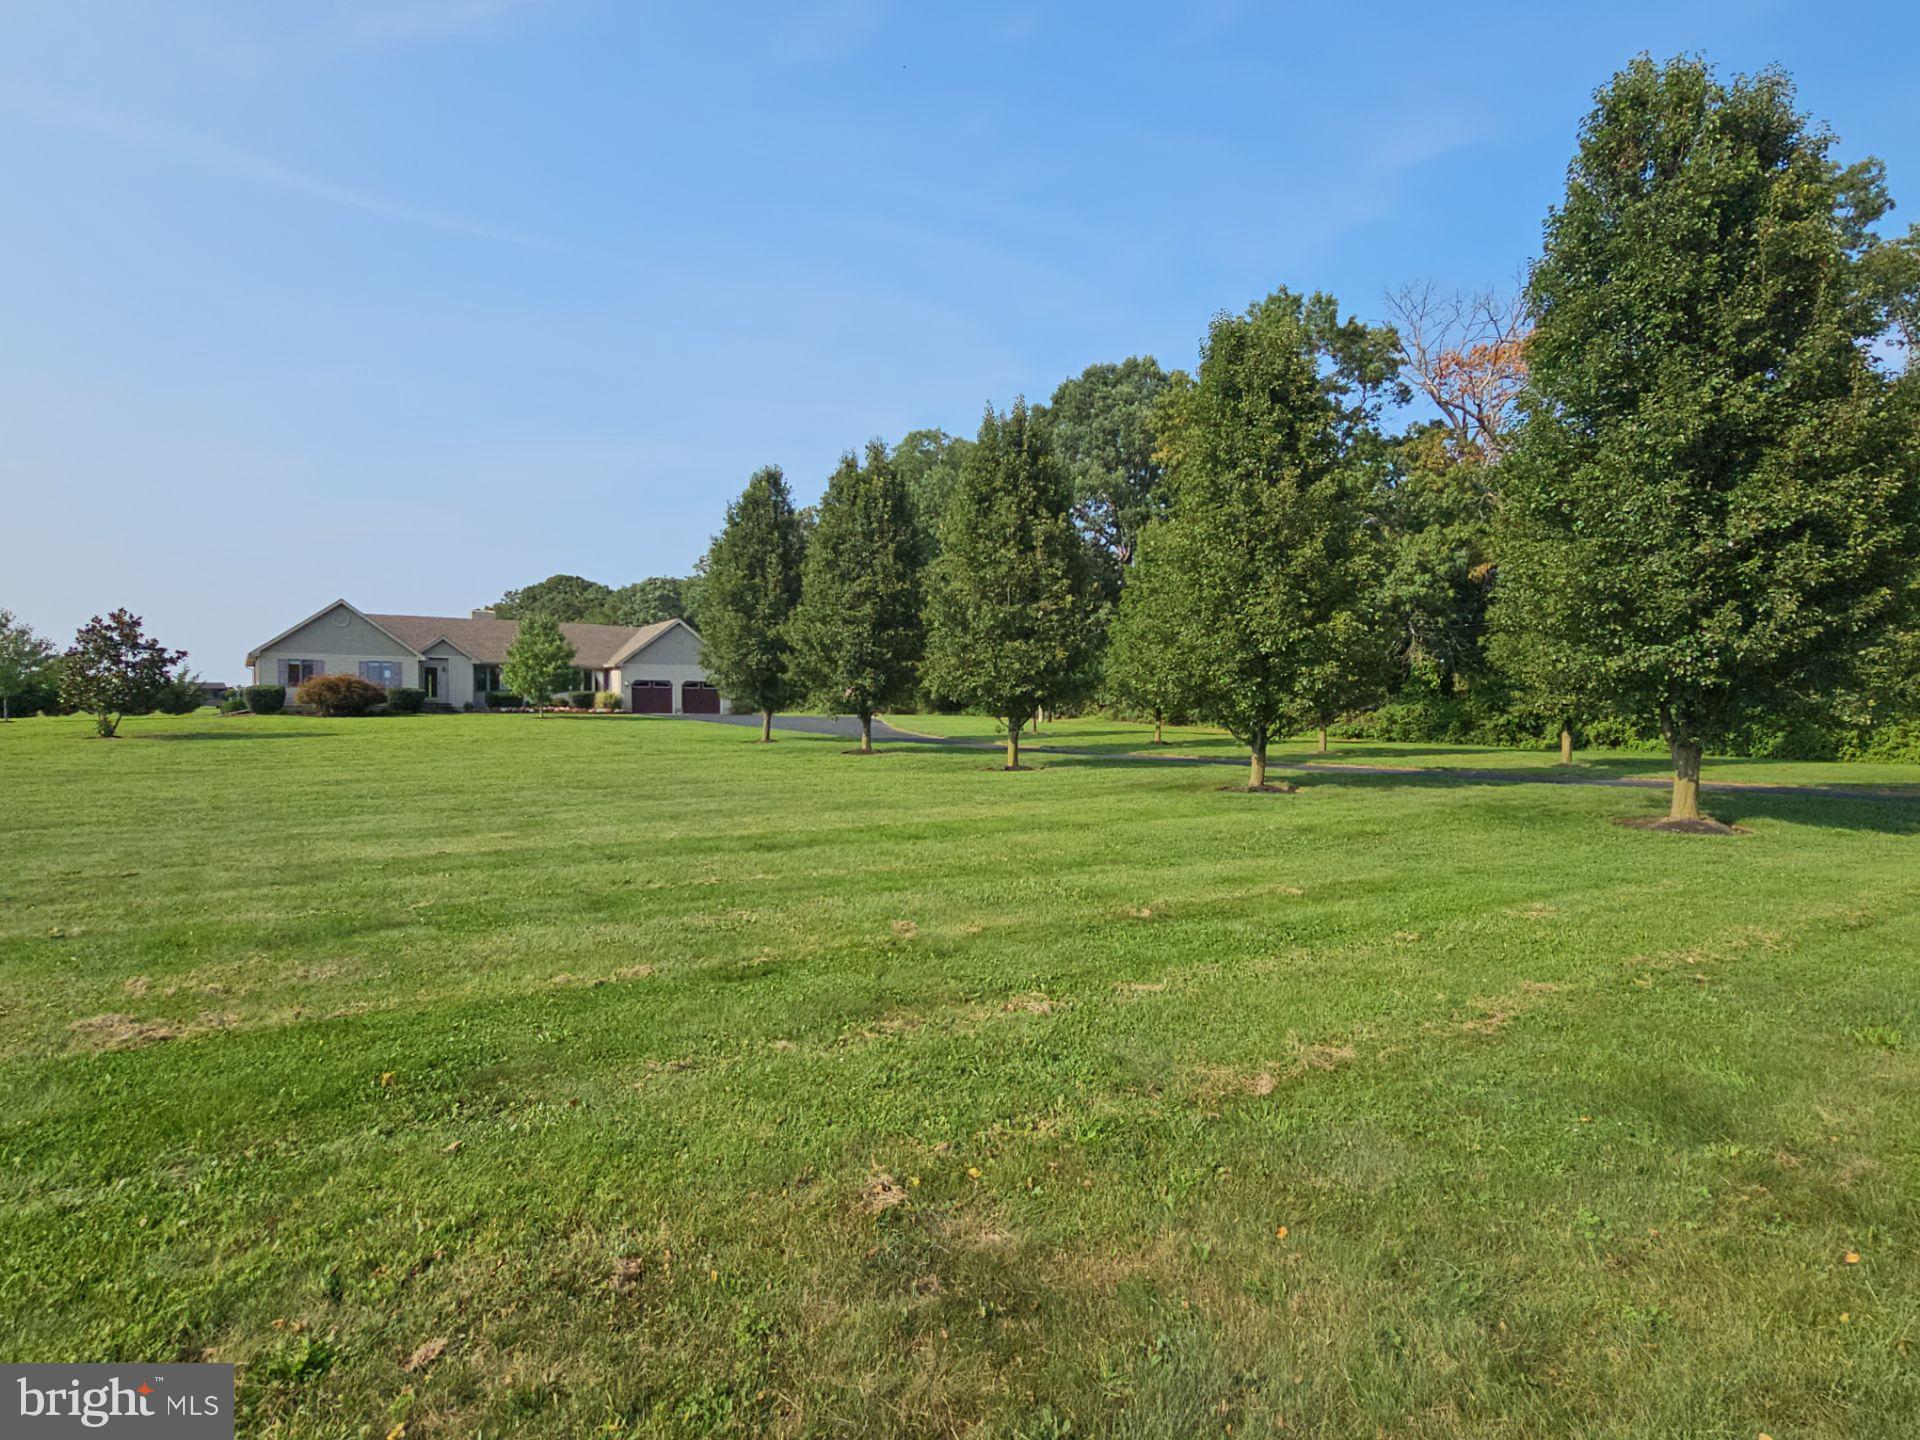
[245, 600, 728, 713]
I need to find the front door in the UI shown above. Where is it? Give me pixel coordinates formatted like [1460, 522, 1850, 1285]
[422, 665, 443, 701]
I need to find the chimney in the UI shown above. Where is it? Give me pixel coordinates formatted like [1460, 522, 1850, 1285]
[471, 607, 497, 619]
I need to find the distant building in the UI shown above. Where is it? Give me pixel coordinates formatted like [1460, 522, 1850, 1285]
[243, 599, 723, 713]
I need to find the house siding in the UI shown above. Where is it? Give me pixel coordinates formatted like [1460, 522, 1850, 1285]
[420, 641, 477, 709]
[614, 623, 728, 713]
[252, 605, 415, 693]
[248, 605, 724, 714]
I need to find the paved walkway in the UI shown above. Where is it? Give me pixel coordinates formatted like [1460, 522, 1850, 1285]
[678, 713, 1919, 804]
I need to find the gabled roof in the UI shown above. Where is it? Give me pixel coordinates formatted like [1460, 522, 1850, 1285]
[607, 617, 698, 668]
[418, 633, 478, 660]
[366, 613, 685, 667]
[246, 599, 421, 666]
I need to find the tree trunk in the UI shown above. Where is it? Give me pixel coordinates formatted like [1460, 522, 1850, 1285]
[1668, 736, 1703, 821]
[2, 695, 9, 721]
[1153, 714, 1164, 745]
[1316, 726, 1329, 754]
[1559, 724, 1574, 765]
[761, 710, 773, 743]
[96, 711, 118, 738]
[1005, 720, 1020, 770]
[1249, 737, 1268, 790]
[859, 713, 873, 753]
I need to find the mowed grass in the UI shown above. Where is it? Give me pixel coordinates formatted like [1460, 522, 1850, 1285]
[895, 713, 1920, 792]
[1, 713, 1917, 1439]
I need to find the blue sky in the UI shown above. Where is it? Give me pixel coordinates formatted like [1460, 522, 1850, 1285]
[3, 1, 1916, 678]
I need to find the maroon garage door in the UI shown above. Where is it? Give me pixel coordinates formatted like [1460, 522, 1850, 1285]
[631, 679, 672, 713]
[681, 682, 720, 714]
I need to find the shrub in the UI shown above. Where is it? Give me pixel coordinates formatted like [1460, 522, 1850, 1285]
[295, 673, 385, 717]
[567, 691, 595, 710]
[387, 687, 427, 714]
[593, 689, 621, 711]
[219, 693, 249, 714]
[153, 669, 207, 715]
[243, 685, 286, 715]
[486, 690, 523, 709]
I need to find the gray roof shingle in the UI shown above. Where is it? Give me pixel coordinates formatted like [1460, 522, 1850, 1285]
[366, 614, 679, 667]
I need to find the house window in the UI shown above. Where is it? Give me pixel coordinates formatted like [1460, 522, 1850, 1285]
[285, 660, 317, 686]
[473, 664, 501, 693]
[359, 661, 402, 688]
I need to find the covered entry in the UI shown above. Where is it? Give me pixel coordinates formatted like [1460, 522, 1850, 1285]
[681, 681, 720, 714]
[631, 679, 673, 713]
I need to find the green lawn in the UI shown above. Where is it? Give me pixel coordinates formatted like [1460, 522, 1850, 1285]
[2, 712, 1917, 1438]
[893, 712, 1920, 792]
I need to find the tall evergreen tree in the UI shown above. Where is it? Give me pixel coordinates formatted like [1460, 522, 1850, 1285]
[1498, 57, 1919, 823]
[1151, 290, 1392, 789]
[788, 441, 924, 752]
[923, 400, 1095, 769]
[700, 465, 807, 741]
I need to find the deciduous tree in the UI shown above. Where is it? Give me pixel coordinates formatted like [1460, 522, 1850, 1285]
[501, 614, 574, 713]
[788, 442, 924, 752]
[700, 466, 807, 741]
[890, 428, 973, 560]
[1149, 290, 1393, 788]
[493, 574, 616, 623]
[923, 400, 1096, 768]
[59, 610, 186, 737]
[1103, 527, 1197, 743]
[1499, 57, 1919, 823]
[1045, 357, 1173, 571]
[607, 576, 688, 627]
[0, 610, 57, 721]
[1385, 282, 1531, 462]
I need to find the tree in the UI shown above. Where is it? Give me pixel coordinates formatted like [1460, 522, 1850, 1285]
[700, 466, 807, 741]
[1149, 289, 1393, 788]
[1046, 357, 1173, 571]
[1384, 282, 1531, 462]
[1103, 526, 1197, 743]
[154, 668, 208, 716]
[923, 399, 1096, 769]
[501, 614, 574, 713]
[788, 441, 924, 752]
[1372, 425, 1501, 699]
[493, 574, 616, 623]
[606, 576, 688, 627]
[0, 610, 57, 721]
[890, 428, 974, 560]
[59, 610, 186, 737]
[1498, 57, 1919, 823]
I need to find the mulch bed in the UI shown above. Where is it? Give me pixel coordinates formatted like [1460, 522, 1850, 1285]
[1611, 815, 1748, 836]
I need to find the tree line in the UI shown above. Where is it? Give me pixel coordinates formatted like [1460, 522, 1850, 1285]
[5, 56, 1915, 824]
[682, 56, 1920, 821]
